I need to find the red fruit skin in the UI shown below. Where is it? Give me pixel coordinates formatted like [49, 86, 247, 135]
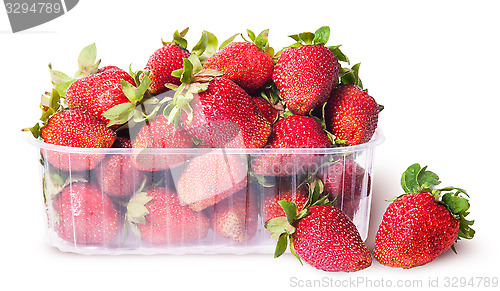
[138, 188, 210, 245]
[181, 77, 271, 148]
[144, 43, 190, 95]
[261, 182, 309, 223]
[252, 96, 279, 124]
[41, 110, 116, 171]
[203, 42, 274, 94]
[251, 115, 332, 176]
[292, 205, 372, 272]
[95, 154, 144, 198]
[210, 189, 259, 242]
[273, 45, 339, 115]
[373, 192, 460, 269]
[325, 84, 379, 146]
[177, 153, 248, 211]
[66, 66, 136, 125]
[317, 158, 371, 220]
[54, 182, 119, 245]
[132, 114, 194, 171]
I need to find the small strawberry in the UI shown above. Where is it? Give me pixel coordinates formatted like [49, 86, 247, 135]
[252, 96, 280, 124]
[203, 29, 274, 94]
[210, 189, 259, 242]
[316, 157, 371, 219]
[252, 115, 332, 176]
[266, 183, 372, 272]
[325, 84, 381, 146]
[261, 180, 309, 223]
[273, 27, 340, 115]
[54, 182, 119, 245]
[132, 114, 194, 171]
[144, 28, 191, 95]
[373, 164, 475, 269]
[177, 152, 248, 211]
[126, 187, 210, 245]
[95, 154, 144, 198]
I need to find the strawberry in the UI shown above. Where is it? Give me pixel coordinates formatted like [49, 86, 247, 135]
[41, 109, 116, 171]
[316, 157, 371, 219]
[261, 180, 309, 223]
[144, 37, 190, 95]
[54, 182, 119, 245]
[252, 115, 332, 176]
[373, 164, 475, 269]
[325, 84, 381, 146]
[95, 154, 144, 198]
[203, 30, 274, 94]
[210, 189, 258, 242]
[273, 27, 340, 115]
[177, 152, 248, 211]
[132, 114, 194, 171]
[266, 184, 372, 272]
[126, 187, 210, 245]
[252, 96, 280, 124]
[65, 65, 136, 125]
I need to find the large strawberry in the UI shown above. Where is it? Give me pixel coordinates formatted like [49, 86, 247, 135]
[373, 164, 475, 269]
[210, 189, 259, 242]
[132, 114, 194, 171]
[40, 109, 116, 171]
[203, 29, 274, 94]
[325, 84, 381, 146]
[252, 115, 332, 176]
[125, 187, 210, 245]
[176, 152, 248, 211]
[54, 182, 119, 245]
[266, 184, 372, 272]
[144, 29, 191, 95]
[273, 27, 340, 115]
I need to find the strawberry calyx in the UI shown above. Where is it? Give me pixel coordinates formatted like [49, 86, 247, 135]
[398, 163, 475, 245]
[219, 29, 274, 57]
[23, 89, 66, 138]
[265, 180, 333, 261]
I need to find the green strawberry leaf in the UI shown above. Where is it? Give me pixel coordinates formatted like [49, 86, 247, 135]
[255, 29, 270, 50]
[442, 192, 470, 215]
[191, 31, 208, 57]
[278, 200, 298, 223]
[103, 102, 136, 127]
[220, 33, 239, 50]
[75, 43, 100, 78]
[274, 233, 289, 258]
[298, 32, 315, 45]
[48, 63, 72, 85]
[417, 166, 441, 190]
[401, 163, 422, 193]
[265, 216, 295, 237]
[246, 29, 256, 42]
[172, 28, 189, 48]
[329, 45, 349, 63]
[289, 237, 303, 265]
[313, 26, 330, 45]
[126, 191, 153, 225]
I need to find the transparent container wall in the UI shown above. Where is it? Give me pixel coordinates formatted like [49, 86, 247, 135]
[32, 131, 383, 255]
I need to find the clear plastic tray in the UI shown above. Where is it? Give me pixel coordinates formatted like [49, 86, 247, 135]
[30, 130, 384, 255]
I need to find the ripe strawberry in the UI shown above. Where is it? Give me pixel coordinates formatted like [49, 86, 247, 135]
[95, 154, 144, 198]
[252, 115, 332, 176]
[203, 34, 274, 94]
[261, 181, 309, 223]
[41, 110, 116, 171]
[252, 96, 280, 124]
[210, 189, 258, 242]
[126, 187, 210, 245]
[373, 164, 475, 269]
[273, 27, 340, 115]
[177, 152, 248, 211]
[144, 42, 190, 95]
[266, 184, 371, 272]
[132, 114, 194, 171]
[54, 182, 119, 245]
[316, 157, 371, 219]
[179, 76, 272, 148]
[65, 66, 136, 125]
[325, 84, 381, 146]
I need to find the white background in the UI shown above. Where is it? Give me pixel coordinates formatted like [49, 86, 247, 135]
[1, 0, 499, 290]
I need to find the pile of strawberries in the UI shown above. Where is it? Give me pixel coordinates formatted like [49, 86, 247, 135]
[26, 27, 473, 272]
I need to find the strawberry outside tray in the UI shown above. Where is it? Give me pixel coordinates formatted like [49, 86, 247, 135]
[29, 130, 383, 255]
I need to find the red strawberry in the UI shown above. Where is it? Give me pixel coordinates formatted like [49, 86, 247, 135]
[261, 181, 309, 223]
[252, 115, 332, 176]
[177, 152, 248, 211]
[203, 34, 274, 94]
[252, 96, 280, 124]
[273, 27, 339, 115]
[374, 164, 474, 269]
[132, 114, 194, 171]
[95, 154, 144, 198]
[179, 76, 271, 148]
[266, 185, 371, 272]
[54, 182, 119, 245]
[325, 84, 380, 146]
[126, 187, 210, 245]
[144, 43, 190, 95]
[65, 66, 136, 125]
[317, 157, 371, 219]
[210, 189, 258, 242]
[41, 110, 116, 171]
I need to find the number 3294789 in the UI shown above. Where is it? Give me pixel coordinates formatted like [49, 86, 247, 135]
[5, 2, 62, 14]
